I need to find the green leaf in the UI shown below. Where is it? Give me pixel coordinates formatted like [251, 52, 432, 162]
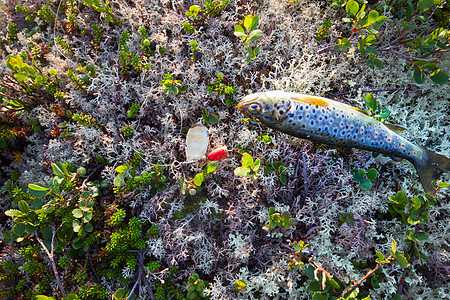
[248, 30, 263, 41]
[394, 252, 410, 268]
[35, 296, 55, 300]
[326, 277, 341, 289]
[72, 209, 83, 218]
[63, 293, 81, 300]
[34, 74, 46, 86]
[194, 172, 204, 186]
[365, 35, 377, 45]
[280, 174, 287, 184]
[13, 222, 27, 236]
[342, 17, 353, 23]
[208, 113, 219, 125]
[81, 191, 90, 200]
[406, 229, 429, 242]
[429, 69, 449, 84]
[234, 25, 246, 38]
[351, 168, 366, 181]
[113, 174, 125, 187]
[413, 67, 425, 84]
[72, 220, 82, 233]
[391, 238, 397, 254]
[375, 250, 385, 261]
[345, 0, 359, 16]
[305, 265, 315, 280]
[85, 223, 93, 232]
[234, 166, 250, 176]
[241, 152, 254, 167]
[367, 10, 379, 24]
[28, 183, 50, 198]
[366, 46, 378, 56]
[205, 162, 218, 174]
[371, 275, 380, 289]
[358, 41, 366, 56]
[42, 226, 53, 241]
[244, 15, 253, 30]
[252, 158, 261, 172]
[366, 168, 378, 181]
[364, 93, 378, 112]
[18, 200, 30, 213]
[359, 179, 373, 190]
[115, 165, 129, 173]
[392, 294, 402, 300]
[373, 15, 387, 27]
[308, 280, 322, 292]
[373, 59, 383, 68]
[5, 209, 26, 217]
[72, 236, 83, 249]
[82, 211, 92, 223]
[417, 0, 434, 11]
[366, 27, 380, 35]
[375, 109, 390, 119]
[389, 190, 409, 205]
[438, 182, 449, 188]
[52, 162, 67, 177]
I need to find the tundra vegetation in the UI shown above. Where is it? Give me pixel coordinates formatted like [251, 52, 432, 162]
[0, 0, 449, 299]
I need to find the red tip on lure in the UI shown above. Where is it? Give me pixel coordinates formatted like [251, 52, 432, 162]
[207, 146, 228, 161]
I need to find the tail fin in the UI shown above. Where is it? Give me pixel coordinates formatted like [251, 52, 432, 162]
[414, 149, 450, 194]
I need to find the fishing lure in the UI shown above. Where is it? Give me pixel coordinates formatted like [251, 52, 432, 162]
[238, 90, 450, 193]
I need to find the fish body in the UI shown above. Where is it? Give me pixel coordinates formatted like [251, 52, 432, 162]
[238, 90, 450, 193]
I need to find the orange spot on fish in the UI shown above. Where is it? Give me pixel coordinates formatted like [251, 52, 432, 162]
[291, 96, 328, 107]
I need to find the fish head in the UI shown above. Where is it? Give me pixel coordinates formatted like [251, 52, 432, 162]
[238, 91, 292, 125]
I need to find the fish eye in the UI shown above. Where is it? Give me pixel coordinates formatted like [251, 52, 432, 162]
[248, 103, 261, 114]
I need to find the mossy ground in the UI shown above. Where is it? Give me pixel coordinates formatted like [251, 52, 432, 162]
[0, 0, 449, 299]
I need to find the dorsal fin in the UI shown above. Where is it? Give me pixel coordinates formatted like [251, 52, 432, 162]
[291, 96, 328, 107]
[349, 106, 370, 116]
[385, 123, 407, 133]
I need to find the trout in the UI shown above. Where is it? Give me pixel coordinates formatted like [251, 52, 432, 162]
[237, 90, 450, 193]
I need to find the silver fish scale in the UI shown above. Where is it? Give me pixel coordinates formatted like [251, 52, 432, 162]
[278, 96, 422, 161]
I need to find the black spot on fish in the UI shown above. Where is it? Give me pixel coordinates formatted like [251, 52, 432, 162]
[279, 110, 285, 115]
[319, 117, 322, 121]
[318, 128, 321, 132]
[334, 128, 337, 133]
[298, 115, 303, 120]
[288, 113, 294, 117]
[311, 121, 314, 125]
[299, 106, 303, 110]
[312, 109, 316, 113]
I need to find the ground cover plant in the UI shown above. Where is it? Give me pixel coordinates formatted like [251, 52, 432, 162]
[0, 0, 449, 299]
